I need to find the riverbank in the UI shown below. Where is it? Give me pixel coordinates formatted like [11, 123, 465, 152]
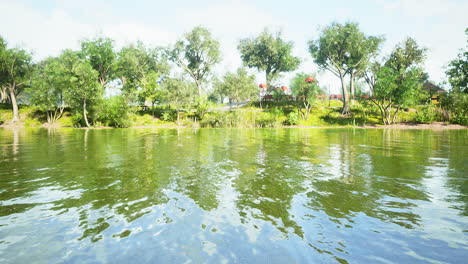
[1, 102, 467, 130]
[1, 121, 466, 130]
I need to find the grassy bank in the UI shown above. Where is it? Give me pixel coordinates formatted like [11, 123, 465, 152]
[2, 100, 466, 129]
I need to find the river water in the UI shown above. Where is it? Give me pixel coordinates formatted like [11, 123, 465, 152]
[0, 128, 467, 263]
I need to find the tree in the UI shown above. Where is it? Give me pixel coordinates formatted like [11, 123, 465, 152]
[161, 76, 196, 123]
[238, 29, 300, 91]
[60, 50, 100, 127]
[28, 57, 66, 123]
[309, 22, 381, 115]
[0, 39, 33, 122]
[290, 73, 323, 119]
[168, 27, 221, 97]
[0, 36, 8, 103]
[80, 36, 117, 93]
[364, 38, 427, 124]
[446, 28, 467, 94]
[214, 68, 257, 110]
[117, 42, 170, 106]
[344, 25, 384, 105]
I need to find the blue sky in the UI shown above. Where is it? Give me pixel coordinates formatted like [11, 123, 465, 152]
[1, 0, 467, 93]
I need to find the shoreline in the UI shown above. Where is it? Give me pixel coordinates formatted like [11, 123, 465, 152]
[1, 122, 467, 130]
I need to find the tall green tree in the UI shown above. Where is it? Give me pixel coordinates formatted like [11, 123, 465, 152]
[290, 73, 323, 119]
[309, 22, 380, 115]
[28, 57, 66, 123]
[168, 27, 221, 97]
[0, 36, 8, 103]
[0, 38, 33, 122]
[80, 36, 117, 93]
[364, 38, 427, 124]
[117, 42, 170, 105]
[446, 28, 467, 94]
[344, 24, 384, 104]
[60, 50, 100, 127]
[238, 29, 300, 91]
[214, 68, 257, 110]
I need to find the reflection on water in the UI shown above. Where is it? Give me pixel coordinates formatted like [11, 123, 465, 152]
[0, 128, 467, 263]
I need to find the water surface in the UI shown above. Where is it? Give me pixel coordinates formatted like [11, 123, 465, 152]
[0, 128, 467, 263]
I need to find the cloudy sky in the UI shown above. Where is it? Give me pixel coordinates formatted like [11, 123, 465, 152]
[1, 0, 467, 93]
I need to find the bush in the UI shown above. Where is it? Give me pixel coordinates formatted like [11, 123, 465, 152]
[95, 96, 130, 127]
[284, 111, 299, 125]
[161, 111, 176, 122]
[201, 111, 236, 128]
[415, 106, 441, 124]
[441, 92, 468, 125]
[255, 112, 277, 127]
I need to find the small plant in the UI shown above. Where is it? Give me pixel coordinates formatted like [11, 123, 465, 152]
[95, 96, 131, 127]
[285, 111, 299, 125]
[415, 106, 440, 124]
[161, 111, 175, 122]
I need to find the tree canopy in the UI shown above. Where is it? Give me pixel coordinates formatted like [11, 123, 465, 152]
[117, 42, 170, 105]
[0, 39, 33, 122]
[238, 29, 300, 89]
[214, 68, 257, 108]
[168, 26, 221, 97]
[365, 38, 427, 124]
[309, 22, 383, 115]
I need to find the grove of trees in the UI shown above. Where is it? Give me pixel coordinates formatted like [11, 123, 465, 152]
[0, 24, 467, 127]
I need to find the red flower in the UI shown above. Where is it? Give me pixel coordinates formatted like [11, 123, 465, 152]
[305, 76, 315, 83]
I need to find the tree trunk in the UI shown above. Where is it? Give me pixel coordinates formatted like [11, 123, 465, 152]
[195, 79, 202, 97]
[391, 106, 401, 124]
[9, 85, 20, 122]
[0, 86, 9, 103]
[83, 99, 91, 127]
[349, 73, 356, 106]
[340, 74, 350, 115]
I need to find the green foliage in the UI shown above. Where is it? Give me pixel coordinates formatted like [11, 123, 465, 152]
[80, 36, 117, 87]
[117, 42, 170, 104]
[238, 29, 300, 87]
[440, 92, 468, 125]
[290, 72, 323, 119]
[58, 50, 100, 127]
[415, 106, 441, 124]
[130, 113, 161, 126]
[0, 37, 33, 121]
[195, 99, 210, 119]
[214, 68, 257, 105]
[28, 57, 66, 123]
[199, 110, 282, 128]
[95, 96, 130, 127]
[285, 111, 299, 125]
[160, 111, 176, 122]
[161, 76, 196, 110]
[308, 22, 383, 115]
[365, 38, 427, 124]
[168, 26, 221, 96]
[446, 28, 467, 94]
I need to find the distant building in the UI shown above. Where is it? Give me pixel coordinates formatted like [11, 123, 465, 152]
[422, 82, 446, 104]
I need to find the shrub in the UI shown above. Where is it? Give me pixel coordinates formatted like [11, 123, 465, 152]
[161, 111, 176, 122]
[255, 112, 277, 127]
[95, 96, 130, 127]
[441, 92, 468, 125]
[415, 106, 440, 124]
[285, 111, 299, 125]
